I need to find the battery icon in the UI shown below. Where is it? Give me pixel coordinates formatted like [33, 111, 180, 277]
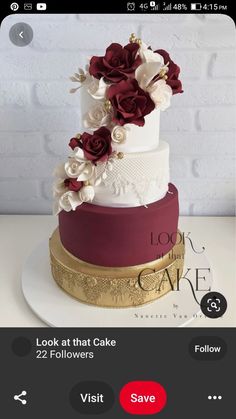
[191, 3, 202, 10]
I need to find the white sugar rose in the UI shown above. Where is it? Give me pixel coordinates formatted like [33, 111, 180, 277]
[79, 185, 95, 202]
[84, 102, 111, 129]
[139, 42, 164, 65]
[87, 76, 108, 100]
[147, 79, 172, 111]
[65, 148, 94, 181]
[58, 191, 82, 212]
[111, 126, 127, 144]
[65, 158, 83, 178]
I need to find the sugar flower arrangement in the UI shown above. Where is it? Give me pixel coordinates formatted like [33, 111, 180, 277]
[53, 34, 183, 214]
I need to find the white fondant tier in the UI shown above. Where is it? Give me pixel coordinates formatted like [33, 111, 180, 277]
[114, 109, 160, 153]
[80, 87, 160, 154]
[91, 140, 169, 208]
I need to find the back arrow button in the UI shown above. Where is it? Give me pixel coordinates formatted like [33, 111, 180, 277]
[9, 23, 33, 47]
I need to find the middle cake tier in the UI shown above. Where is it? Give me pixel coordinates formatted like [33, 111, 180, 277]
[91, 140, 169, 207]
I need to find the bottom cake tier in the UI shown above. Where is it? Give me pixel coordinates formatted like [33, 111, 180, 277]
[49, 228, 185, 308]
[58, 183, 179, 268]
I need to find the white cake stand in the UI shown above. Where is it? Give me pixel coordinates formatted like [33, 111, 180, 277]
[22, 240, 213, 327]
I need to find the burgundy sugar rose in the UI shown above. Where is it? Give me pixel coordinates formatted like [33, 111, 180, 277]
[69, 137, 80, 150]
[64, 178, 82, 192]
[89, 42, 142, 83]
[155, 49, 183, 95]
[79, 127, 112, 164]
[107, 78, 155, 127]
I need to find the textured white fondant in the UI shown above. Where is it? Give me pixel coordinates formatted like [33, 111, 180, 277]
[91, 140, 169, 208]
[80, 86, 160, 154]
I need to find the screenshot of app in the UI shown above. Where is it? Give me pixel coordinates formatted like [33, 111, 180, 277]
[0, 1, 235, 417]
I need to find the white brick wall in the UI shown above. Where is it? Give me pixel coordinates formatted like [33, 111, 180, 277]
[0, 13, 235, 215]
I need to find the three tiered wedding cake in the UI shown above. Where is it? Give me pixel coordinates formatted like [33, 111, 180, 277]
[49, 34, 185, 307]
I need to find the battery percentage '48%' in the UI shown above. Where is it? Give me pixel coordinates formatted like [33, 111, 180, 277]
[170, 3, 188, 10]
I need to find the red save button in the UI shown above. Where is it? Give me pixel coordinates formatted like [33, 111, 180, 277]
[119, 381, 167, 415]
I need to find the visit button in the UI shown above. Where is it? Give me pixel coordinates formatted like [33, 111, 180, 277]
[119, 381, 167, 415]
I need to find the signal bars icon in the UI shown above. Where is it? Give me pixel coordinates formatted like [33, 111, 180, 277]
[163, 2, 172, 10]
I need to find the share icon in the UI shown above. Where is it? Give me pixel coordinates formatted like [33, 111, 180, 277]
[14, 390, 27, 405]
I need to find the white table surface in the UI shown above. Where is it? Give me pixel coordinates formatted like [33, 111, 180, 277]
[0, 215, 235, 328]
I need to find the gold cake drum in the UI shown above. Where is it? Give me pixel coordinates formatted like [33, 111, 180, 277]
[49, 228, 185, 308]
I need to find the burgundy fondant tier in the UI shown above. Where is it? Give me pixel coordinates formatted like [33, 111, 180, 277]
[59, 183, 179, 267]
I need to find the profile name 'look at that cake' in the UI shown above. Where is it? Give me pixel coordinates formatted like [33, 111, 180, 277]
[50, 34, 185, 307]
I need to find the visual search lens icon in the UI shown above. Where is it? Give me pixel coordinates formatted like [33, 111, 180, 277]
[209, 300, 219, 311]
[200, 292, 227, 319]
[14, 390, 27, 405]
